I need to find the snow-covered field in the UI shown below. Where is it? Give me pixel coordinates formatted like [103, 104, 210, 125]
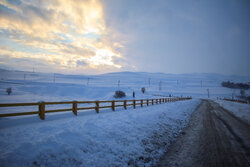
[0, 69, 249, 104]
[0, 69, 249, 167]
[0, 99, 200, 167]
[216, 100, 250, 124]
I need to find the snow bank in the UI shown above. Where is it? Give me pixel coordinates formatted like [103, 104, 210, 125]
[216, 100, 250, 124]
[0, 99, 200, 167]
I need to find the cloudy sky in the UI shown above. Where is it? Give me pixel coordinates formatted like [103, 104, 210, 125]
[0, 0, 249, 75]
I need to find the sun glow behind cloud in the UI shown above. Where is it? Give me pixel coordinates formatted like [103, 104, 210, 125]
[0, 0, 123, 74]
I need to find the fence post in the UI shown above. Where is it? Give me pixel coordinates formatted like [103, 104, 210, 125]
[112, 101, 115, 111]
[95, 101, 99, 113]
[147, 99, 149, 106]
[156, 99, 158, 104]
[124, 100, 127, 109]
[162, 98, 164, 103]
[39, 102, 45, 120]
[159, 99, 161, 104]
[133, 100, 136, 109]
[72, 101, 77, 116]
[141, 99, 143, 107]
[152, 99, 154, 105]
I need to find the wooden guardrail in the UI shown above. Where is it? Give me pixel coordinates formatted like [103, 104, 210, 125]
[0, 97, 192, 120]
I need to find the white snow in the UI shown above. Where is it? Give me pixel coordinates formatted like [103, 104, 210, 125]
[0, 69, 249, 166]
[0, 99, 200, 167]
[216, 100, 250, 124]
[0, 69, 249, 104]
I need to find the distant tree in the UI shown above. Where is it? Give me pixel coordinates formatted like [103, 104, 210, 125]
[114, 91, 126, 98]
[221, 81, 249, 90]
[6, 87, 12, 95]
[141, 87, 146, 94]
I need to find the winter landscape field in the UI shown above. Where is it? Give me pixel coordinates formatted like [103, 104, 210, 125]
[1, 68, 249, 104]
[0, 69, 249, 166]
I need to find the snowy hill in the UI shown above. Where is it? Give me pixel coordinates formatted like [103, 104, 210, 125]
[0, 69, 249, 104]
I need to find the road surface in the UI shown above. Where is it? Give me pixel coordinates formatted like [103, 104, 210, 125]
[158, 100, 250, 167]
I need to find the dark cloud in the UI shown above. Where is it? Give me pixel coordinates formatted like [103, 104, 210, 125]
[76, 60, 87, 67]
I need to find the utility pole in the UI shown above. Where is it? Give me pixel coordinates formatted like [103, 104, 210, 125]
[148, 78, 151, 87]
[87, 78, 90, 85]
[207, 88, 210, 98]
[118, 80, 120, 88]
[159, 81, 162, 91]
[231, 89, 235, 100]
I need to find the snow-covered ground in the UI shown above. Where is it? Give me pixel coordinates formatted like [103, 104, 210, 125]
[0, 99, 200, 167]
[0, 69, 249, 104]
[0, 69, 249, 166]
[216, 100, 250, 124]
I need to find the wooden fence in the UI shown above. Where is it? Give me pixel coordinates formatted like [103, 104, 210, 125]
[0, 97, 192, 120]
[223, 98, 249, 105]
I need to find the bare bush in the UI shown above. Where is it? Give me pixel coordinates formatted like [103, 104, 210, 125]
[114, 91, 126, 98]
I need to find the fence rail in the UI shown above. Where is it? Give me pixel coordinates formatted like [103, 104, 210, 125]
[0, 97, 192, 120]
[223, 98, 249, 105]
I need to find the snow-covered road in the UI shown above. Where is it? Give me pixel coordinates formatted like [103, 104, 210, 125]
[159, 100, 250, 167]
[0, 99, 200, 167]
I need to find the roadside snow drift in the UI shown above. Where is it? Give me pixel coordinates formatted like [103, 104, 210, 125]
[0, 99, 200, 167]
[216, 100, 250, 124]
